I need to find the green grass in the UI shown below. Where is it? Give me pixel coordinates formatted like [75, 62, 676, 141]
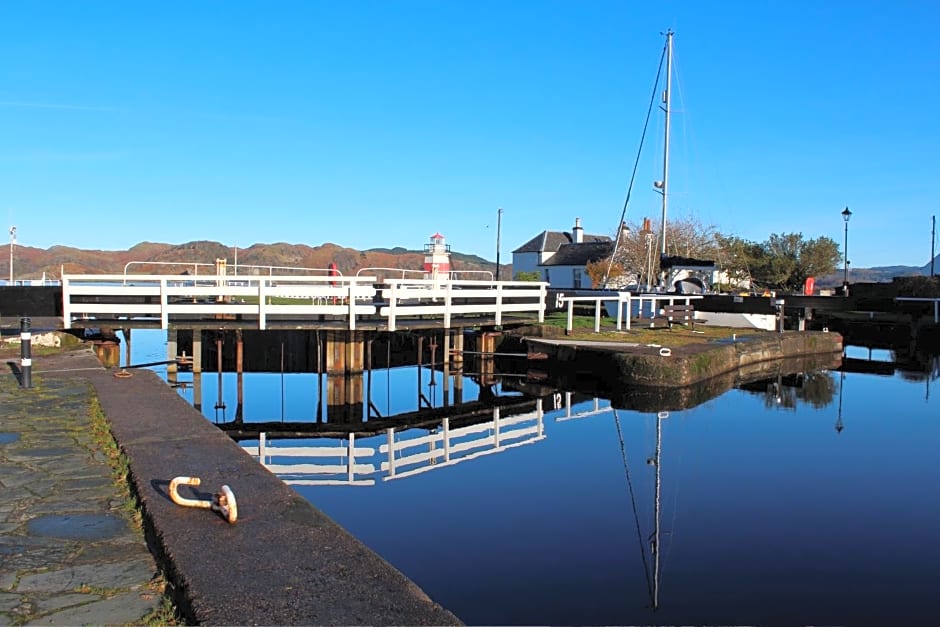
[541, 312, 764, 346]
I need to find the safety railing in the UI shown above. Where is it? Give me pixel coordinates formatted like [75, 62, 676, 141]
[380, 278, 548, 332]
[123, 261, 342, 279]
[896, 297, 940, 324]
[62, 273, 547, 330]
[62, 273, 378, 330]
[556, 291, 703, 332]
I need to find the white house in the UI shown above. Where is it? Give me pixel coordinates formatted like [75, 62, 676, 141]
[512, 218, 614, 289]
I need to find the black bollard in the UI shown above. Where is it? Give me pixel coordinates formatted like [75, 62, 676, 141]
[20, 317, 32, 389]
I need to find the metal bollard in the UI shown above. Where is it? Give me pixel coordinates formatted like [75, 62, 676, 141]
[20, 317, 31, 389]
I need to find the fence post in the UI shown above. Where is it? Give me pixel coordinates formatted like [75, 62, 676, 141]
[258, 279, 267, 330]
[443, 281, 453, 329]
[347, 280, 356, 331]
[61, 276, 72, 329]
[160, 278, 169, 329]
[538, 283, 547, 323]
[19, 317, 32, 389]
[494, 283, 504, 327]
[387, 281, 397, 332]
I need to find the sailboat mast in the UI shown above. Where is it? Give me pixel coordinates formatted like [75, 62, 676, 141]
[659, 30, 673, 257]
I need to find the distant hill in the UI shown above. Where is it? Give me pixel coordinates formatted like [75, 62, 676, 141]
[814, 253, 938, 287]
[3, 241, 509, 281]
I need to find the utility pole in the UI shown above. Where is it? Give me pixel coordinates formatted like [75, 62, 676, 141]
[931, 215, 936, 277]
[8, 226, 16, 284]
[495, 207, 503, 281]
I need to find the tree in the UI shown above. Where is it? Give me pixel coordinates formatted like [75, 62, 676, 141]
[598, 216, 725, 288]
[585, 258, 627, 288]
[755, 233, 840, 292]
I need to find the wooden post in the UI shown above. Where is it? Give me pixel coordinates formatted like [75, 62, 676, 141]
[122, 328, 131, 368]
[192, 329, 202, 373]
[167, 328, 178, 385]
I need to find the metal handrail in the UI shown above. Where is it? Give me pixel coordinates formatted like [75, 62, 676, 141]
[357, 267, 427, 279]
[123, 260, 343, 281]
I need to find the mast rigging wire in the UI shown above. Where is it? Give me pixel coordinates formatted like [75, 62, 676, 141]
[613, 409, 654, 606]
[602, 40, 669, 287]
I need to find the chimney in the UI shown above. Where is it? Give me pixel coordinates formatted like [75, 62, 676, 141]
[620, 221, 631, 240]
[573, 218, 583, 244]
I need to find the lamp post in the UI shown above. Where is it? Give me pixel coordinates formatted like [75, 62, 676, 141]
[841, 206, 852, 294]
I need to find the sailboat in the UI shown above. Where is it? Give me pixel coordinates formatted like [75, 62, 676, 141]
[602, 32, 777, 330]
[604, 30, 715, 295]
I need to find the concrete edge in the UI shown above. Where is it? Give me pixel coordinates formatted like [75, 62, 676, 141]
[43, 348, 460, 626]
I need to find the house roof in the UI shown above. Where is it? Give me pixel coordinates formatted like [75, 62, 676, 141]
[512, 230, 610, 254]
[541, 241, 614, 266]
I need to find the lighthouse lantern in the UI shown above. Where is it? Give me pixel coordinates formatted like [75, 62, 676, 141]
[423, 232, 452, 280]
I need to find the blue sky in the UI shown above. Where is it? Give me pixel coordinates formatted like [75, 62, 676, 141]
[1, 1, 937, 268]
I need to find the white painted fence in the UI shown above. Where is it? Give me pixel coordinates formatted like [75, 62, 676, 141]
[381, 278, 547, 331]
[556, 291, 703, 332]
[896, 297, 940, 324]
[61, 273, 548, 330]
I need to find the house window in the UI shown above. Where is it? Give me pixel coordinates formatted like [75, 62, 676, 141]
[573, 269, 582, 288]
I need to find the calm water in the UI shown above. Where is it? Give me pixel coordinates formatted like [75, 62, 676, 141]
[130, 331, 940, 625]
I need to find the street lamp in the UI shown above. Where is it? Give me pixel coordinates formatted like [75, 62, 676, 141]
[841, 206, 852, 294]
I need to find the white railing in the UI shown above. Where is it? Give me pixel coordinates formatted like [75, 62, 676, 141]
[241, 401, 546, 485]
[556, 291, 703, 332]
[123, 261, 343, 279]
[381, 278, 548, 332]
[62, 273, 378, 331]
[62, 273, 547, 330]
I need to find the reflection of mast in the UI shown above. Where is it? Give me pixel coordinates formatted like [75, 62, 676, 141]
[214, 332, 226, 422]
[646, 410, 667, 610]
[613, 409, 655, 610]
[835, 367, 845, 434]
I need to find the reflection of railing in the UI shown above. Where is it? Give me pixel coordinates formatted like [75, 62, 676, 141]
[382, 405, 545, 481]
[553, 394, 608, 422]
[241, 401, 546, 486]
[243, 433, 377, 486]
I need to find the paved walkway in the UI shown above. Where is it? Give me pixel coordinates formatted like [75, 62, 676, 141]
[1, 344, 459, 625]
[0, 350, 164, 626]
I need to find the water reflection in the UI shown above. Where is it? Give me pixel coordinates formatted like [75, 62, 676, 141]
[126, 330, 940, 624]
[239, 400, 549, 486]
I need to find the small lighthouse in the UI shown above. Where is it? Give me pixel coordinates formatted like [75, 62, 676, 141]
[423, 232, 451, 280]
